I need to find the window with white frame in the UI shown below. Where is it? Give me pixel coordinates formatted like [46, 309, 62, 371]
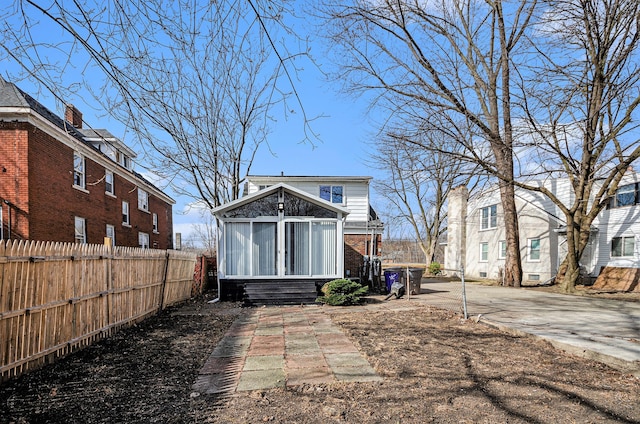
[138, 232, 149, 248]
[498, 240, 507, 259]
[481, 204, 497, 230]
[105, 170, 114, 195]
[528, 238, 541, 261]
[122, 201, 130, 225]
[74, 217, 86, 243]
[319, 185, 344, 204]
[152, 213, 158, 233]
[106, 224, 115, 245]
[611, 236, 635, 257]
[613, 184, 636, 207]
[73, 152, 85, 189]
[138, 188, 149, 211]
[479, 242, 489, 262]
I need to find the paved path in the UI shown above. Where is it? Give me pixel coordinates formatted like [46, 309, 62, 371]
[193, 306, 383, 394]
[417, 280, 640, 376]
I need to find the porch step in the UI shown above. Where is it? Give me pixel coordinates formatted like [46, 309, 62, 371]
[243, 280, 321, 306]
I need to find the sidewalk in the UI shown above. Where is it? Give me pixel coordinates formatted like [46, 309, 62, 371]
[416, 280, 640, 377]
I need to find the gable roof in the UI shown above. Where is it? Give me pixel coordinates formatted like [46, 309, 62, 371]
[212, 182, 351, 217]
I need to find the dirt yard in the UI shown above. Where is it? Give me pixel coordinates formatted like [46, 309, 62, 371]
[1, 290, 639, 424]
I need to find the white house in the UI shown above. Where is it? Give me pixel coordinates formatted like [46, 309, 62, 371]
[445, 170, 640, 284]
[212, 175, 383, 304]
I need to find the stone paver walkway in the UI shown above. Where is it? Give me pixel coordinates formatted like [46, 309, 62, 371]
[193, 306, 382, 394]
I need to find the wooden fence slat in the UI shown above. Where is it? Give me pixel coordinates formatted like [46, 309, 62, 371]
[0, 240, 196, 381]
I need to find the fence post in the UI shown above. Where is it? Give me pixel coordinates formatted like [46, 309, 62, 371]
[159, 250, 170, 311]
[460, 266, 468, 319]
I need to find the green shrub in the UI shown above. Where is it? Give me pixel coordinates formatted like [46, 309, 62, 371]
[428, 261, 442, 275]
[316, 278, 368, 306]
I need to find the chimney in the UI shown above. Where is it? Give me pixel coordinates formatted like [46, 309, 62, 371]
[65, 104, 83, 129]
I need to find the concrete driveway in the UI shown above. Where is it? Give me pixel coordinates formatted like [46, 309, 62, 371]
[415, 280, 640, 377]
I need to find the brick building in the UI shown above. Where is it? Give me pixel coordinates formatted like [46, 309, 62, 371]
[0, 79, 174, 248]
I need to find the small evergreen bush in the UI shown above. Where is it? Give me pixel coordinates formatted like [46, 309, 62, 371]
[428, 261, 442, 275]
[316, 278, 368, 306]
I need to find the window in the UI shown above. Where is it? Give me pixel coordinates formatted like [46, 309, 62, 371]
[528, 274, 540, 281]
[481, 205, 497, 229]
[152, 213, 158, 233]
[122, 201, 130, 225]
[498, 240, 507, 259]
[105, 171, 114, 195]
[319, 185, 344, 204]
[612, 236, 635, 257]
[138, 232, 149, 248]
[528, 238, 541, 261]
[614, 184, 636, 207]
[106, 224, 115, 245]
[224, 219, 338, 277]
[73, 152, 85, 189]
[138, 189, 149, 211]
[480, 242, 489, 261]
[74, 217, 86, 244]
[117, 152, 132, 170]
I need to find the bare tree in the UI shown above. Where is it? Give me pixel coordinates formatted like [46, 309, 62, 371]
[513, 0, 640, 291]
[0, 0, 312, 207]
[319, 0, 538, 286]
[371, 122, 475, 266]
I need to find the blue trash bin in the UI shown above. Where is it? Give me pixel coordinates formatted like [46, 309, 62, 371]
[384, 268, 402, 294]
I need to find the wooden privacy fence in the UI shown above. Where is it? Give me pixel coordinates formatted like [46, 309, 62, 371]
[0, 240, 197, 381]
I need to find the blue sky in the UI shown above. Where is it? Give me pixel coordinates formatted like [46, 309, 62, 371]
[0, 17, 383, 243]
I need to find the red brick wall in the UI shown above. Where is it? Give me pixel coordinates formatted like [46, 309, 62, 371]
[0, 121, 30, 240]
[344, 233, 382, 279]
[0, 120, 173, 248]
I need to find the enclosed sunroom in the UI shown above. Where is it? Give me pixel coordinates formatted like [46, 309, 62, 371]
[212, 183, 349, 304]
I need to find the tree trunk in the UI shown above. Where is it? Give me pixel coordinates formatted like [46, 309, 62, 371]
[499, 179, 522, 287]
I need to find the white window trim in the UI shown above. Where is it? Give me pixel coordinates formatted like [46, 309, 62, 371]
[480, 205, 497, 230]
[122, 201, 130, 226]
[105, 170, 115, 196]
[106, 224, 115, 246]
[73, 152, 87, 191]
[528, 238, 541, 262]
[479, 242, 489, 262]
[152, 213, 159, 234]
[74, 216, 86, 244]
[138, 188, 149, 212]
[498, 240, 506, 259]
[318, 185, 345, 205]
[611, 235, 635, 257]
[139, 231, 150, 249]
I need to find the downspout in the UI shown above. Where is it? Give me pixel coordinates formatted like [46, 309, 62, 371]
[208, 217, 221, 304]
[3, 200, 11, 240]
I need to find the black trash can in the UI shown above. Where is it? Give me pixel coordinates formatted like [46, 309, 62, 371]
[407, 268, 424, 295]
[383, 268, 402, 294]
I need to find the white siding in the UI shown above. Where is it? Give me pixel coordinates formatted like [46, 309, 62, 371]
[458, 171, 640, 280]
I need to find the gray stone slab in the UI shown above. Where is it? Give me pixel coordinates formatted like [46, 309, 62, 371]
[236, 368, 286, 391]
[324, 352, 373, 369]
[243, 355, 285, 371]
[333, 366, 383, 382]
